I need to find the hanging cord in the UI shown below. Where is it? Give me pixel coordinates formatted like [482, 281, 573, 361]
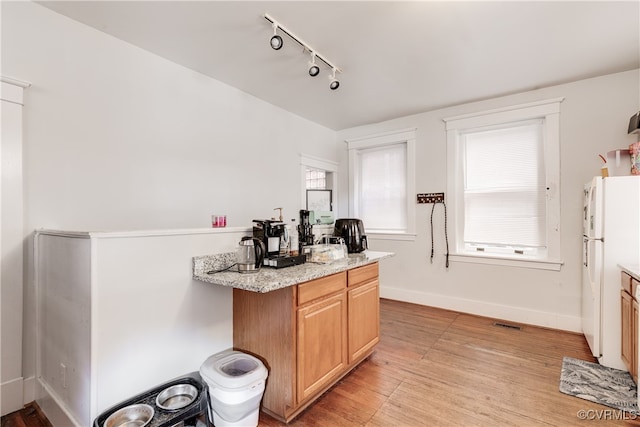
[443, 202, 449, 268]
[429, 202, 450, 269]
[207, 263, 238, 275]
[430, 203, 436, 263]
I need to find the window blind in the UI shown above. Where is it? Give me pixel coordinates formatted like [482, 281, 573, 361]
[358, 143, 407, 231]
[463, 120, 546, 249]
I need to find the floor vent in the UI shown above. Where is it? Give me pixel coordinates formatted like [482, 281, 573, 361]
[493, 322, 521, 330]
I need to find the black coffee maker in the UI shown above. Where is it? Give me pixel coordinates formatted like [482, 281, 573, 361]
[298, 210, 314, 247]
[252, 219, 286, 257]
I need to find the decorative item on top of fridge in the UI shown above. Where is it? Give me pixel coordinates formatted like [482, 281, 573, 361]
[598, 111, 640, 177]
[598, 148, 636, 177]
[628, 110, 640, 175]
[630, 142, 640, 176]
[599, 150, 632, 177]
[628, 111, 639, 135]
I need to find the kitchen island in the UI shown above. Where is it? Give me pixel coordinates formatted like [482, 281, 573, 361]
[193, 250, 393, 423]
[192, 250, 392, 292]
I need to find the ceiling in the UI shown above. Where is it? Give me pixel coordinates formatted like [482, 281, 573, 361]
[38, 1, 640, 130]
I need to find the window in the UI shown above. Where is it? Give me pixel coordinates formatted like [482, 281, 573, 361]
[300, 154, 338, 214]
[445, 98, 563, 270]
[347, 128, 416, 238]
[358, 144, 407, 230]
[305, 168, 326, 189]
[463, 120, 545, 255]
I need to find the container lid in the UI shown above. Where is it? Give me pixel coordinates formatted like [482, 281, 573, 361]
[200, 350, 267, 389]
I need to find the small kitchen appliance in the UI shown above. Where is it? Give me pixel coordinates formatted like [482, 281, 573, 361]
[298, 210, 314, 247]
[252, 220, 285, 257]
[253, 219, 306, 268]
[236, 237, 265, 274]
[334, 218, 368, 253]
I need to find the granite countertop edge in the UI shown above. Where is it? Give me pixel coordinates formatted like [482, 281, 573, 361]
[193, 250, 394, 293]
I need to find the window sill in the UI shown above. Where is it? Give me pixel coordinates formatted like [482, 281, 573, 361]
[449, 253, 563, 271]
[367, 232, 416, 242]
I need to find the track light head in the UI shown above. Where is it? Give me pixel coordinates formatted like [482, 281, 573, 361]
[328, 68, 340, 90]
[270, 23, 283, 50]
[264, 14, 342, 90]
[270, 35, 283, 50]
[308, 53, 320, 77]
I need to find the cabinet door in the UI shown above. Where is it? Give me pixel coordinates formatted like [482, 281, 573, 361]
[297, 292, 347, 402]
[621, 290, 633, 372]
[348, 279, 380, 363]
[633, 299, 638, 383]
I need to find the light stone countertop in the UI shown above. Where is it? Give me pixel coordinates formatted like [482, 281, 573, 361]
[620, 264, 640, 282]
[193, 250, 394, 293]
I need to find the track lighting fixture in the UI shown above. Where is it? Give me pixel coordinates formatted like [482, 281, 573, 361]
[264, 13, 342, 90]
[328, 68, 340, 90]
[270, 23, 283, 50]
[308, 53, 320, 77]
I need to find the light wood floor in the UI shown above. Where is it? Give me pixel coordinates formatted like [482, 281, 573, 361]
[3, 299, 634, 426]
[260, 298, 633, 426]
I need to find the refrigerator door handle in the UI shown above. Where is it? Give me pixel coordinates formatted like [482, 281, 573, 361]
[583, 238, 588, 268]
[586, 184, 594, 237]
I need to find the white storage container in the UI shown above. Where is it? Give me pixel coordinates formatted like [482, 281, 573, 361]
[200, 350, 268, 427]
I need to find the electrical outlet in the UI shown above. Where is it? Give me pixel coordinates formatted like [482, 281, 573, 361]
[417, 192, 445, 204]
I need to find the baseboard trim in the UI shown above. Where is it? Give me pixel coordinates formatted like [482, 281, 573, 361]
[23, 376, 35, 405]
[380, 286, 582, 333]
[1, 377, 24, 416]
[36, 378, 82, 427]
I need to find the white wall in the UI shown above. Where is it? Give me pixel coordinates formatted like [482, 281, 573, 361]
[1, 81, 26, 415]
[1, 1, 337, 410]
[36, 229, 246, 426]
[337, 69, 640, 331]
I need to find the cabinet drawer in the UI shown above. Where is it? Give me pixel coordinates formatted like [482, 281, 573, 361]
[298, 272, 346, 305]
[633, 278, 640, 299]
[622, 272, 633, 294]
[347, 263, 378, 287]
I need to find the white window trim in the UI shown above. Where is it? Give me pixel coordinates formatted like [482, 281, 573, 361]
[346, 128, 416, 239]
[444, 98, 564, 270]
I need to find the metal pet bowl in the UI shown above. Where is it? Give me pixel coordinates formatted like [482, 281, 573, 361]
[103, 404, 154, 427]
[155, 384, 198, 411]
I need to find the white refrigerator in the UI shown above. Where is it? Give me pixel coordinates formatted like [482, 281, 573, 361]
[582, 176, 640, 369]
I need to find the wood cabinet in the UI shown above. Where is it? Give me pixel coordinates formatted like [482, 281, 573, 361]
[233, 262, 380, 423]
[297, 291, 347, 401]
[347, 263, 380, 363]
[621, 288, 633, 374]
[621, 271, 639, 383]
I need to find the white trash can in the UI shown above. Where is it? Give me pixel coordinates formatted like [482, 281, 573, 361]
[200, 350, 268, 427]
